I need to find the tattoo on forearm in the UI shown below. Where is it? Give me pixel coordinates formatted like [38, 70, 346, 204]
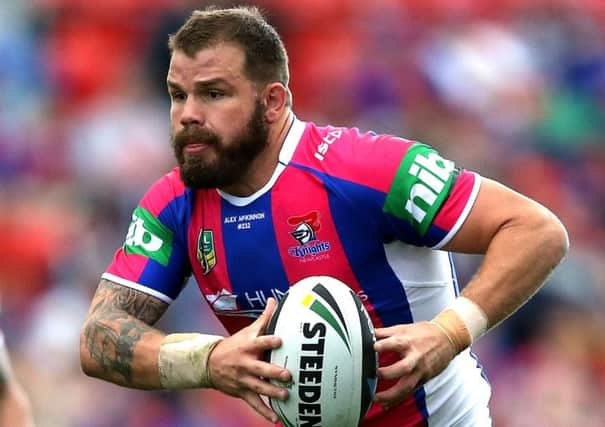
[84, 279, 168, 385]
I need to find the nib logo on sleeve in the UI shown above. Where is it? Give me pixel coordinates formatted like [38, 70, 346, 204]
[124, 206, 173, 266]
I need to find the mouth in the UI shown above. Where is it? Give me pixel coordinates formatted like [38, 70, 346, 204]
[183, 143, 211, 155]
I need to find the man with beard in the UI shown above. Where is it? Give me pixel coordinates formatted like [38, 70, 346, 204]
[80, 6, 569, 427]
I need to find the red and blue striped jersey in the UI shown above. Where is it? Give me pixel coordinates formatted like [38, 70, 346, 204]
[103, 117, 490, 426]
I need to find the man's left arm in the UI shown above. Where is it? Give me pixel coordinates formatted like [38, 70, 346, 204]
[441, 178, 569, 330]
[373, 177, 569, 408]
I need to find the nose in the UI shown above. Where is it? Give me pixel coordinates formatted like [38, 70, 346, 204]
[179, 97, 204, 127]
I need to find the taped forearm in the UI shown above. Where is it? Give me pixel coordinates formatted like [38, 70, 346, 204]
[430, 296, 488, 354]
[158, 333, 224, 389]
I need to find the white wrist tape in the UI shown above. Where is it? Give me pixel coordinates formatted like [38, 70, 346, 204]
[449, 296, 489, 343]
[158, 333, 223, 389]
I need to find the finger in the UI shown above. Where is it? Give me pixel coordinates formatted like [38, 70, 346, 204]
[264, 297, 277, 315]
[241, 391, 280, 424]
[241, 375, 289, 401]
[376, 358, 415, 380]
[248, 359, 292, 383]
[374, 379, 417, 407]
[374, 334, 411, 353]
[250, 297, 277, 334]
[251, 334, 283, 352]
[374, 326, 400, 339]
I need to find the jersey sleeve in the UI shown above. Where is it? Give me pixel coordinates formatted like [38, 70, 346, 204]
[102, 168, 192, 303]
[301, 126, 481, 248]
[381, 141, 481, 248]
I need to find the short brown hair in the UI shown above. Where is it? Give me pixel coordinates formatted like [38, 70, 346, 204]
[168, 6, 290, 90]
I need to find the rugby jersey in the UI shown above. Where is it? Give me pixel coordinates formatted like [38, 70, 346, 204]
[103, 117, 491, 426]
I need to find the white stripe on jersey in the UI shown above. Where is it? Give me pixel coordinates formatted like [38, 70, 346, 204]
[383, 242, 491, 425]
[101, 272, 174, 303]
[433, 173, 482, 250]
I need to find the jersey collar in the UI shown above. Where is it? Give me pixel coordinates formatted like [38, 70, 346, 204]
[217, 114, 305, 206]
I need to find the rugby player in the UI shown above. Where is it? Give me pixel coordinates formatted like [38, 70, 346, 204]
[79, 6, 568, 426]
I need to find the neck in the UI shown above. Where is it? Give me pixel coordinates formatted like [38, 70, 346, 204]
[221, 109, 294, 197]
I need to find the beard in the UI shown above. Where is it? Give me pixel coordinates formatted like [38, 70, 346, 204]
[171, 100, 269, 189]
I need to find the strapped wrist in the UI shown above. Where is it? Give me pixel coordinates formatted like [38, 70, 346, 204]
[431, 296, 488, 354]
[158, 333, 223, 389]
[449, 296, 489, 343]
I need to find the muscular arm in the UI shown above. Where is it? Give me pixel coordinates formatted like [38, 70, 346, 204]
[442, 177, 569, 328]
[79, 279, 169, 389]
[373, 178, 568, 407]
[80, 280, 289, 423]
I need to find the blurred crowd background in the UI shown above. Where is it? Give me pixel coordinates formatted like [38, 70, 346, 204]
[1, 0, 604, 425]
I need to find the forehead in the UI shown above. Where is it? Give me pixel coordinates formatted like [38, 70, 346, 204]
[167, 42, 247, 85]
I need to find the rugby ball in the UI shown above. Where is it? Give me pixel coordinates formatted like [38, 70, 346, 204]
[265, 276, 378, 427]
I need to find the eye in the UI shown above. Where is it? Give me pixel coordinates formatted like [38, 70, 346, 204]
[207, 89, 225, 100]
[169, 91, 186, 102]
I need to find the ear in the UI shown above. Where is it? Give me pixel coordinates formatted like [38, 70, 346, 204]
[262, 83, 289, 124]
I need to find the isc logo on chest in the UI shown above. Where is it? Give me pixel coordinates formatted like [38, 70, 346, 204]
[405, 151, 454, 224]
